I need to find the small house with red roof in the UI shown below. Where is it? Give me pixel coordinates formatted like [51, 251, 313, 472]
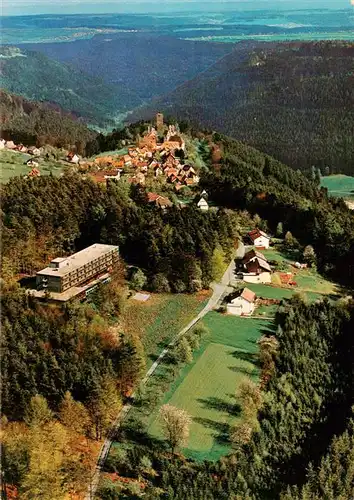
[240, 249, 272, 284]
[227, 288, 256, 316]
[248, 229, 270, 249]
[66, 152, 80, 164]
[28, 168, 40, 177]
[147, 192, 172, 210]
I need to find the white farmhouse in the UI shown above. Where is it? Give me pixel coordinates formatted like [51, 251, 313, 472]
[248, 229, 270, 249]
[227, 288, 256, 316]
[197, 197, 209, 211]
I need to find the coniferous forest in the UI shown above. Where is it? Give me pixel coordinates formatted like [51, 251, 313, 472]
[131, 41, 354, 176]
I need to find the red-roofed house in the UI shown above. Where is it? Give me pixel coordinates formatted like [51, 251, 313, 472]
[147, 192, 172, 209]
[28, 168, 40, 177]
[248, 229, 270, 249]
[227, 288, 256, 316]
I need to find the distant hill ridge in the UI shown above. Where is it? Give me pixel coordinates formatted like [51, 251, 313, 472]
[130, 41, 354, 176]
[0, 90, 96, 150]
[0, 46, 141, 127]
[19, 33, 234, 101]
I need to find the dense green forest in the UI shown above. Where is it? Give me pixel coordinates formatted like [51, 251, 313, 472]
[0, 46, 140, 127]
[200, 134, 354, 286]
[21, 33, 233, 103]
[1, 174, 239, 291]
[131, 41, 354, 175]
[100, 299, 354, 499]
[0, 90, 96, 150]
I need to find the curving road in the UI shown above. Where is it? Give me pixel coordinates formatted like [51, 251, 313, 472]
[86, 254, 238, 499]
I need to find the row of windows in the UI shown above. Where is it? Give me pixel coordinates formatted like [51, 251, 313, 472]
[62, 258, 113, 282]
[61, 259, 116, 291]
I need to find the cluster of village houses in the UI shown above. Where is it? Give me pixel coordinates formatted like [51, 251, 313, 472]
[0, 138, 43, 177]
[81, 123, 200, 194]
[1, 120, 210, 211]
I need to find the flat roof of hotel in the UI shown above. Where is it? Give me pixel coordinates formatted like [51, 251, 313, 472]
[37, 244, 118, 278]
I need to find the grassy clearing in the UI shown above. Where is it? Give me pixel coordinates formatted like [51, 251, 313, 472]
[321, 175, 354, 200]
[122, 291, 211, 366]
[92, 147, 128, 159]
[259, 247, 337, 295]
[0, 150, 64, 183]
[147, 313, 271, 461]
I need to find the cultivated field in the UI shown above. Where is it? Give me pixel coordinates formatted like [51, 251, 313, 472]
[147, 313, 271, 461]
[321, 175, 354, 200]
[122, 291, 211, 366]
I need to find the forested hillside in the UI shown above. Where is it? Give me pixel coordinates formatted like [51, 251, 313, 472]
[20, 33, 233, 101]
[0, 90, 96, 149]
[131, 41, 354, 175]
[0, 46, 141, 126]
[199, 134, 354, 286]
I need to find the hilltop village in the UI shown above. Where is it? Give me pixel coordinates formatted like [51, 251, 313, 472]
[1, 114, 210, 209]
[82, 119, 200, 191]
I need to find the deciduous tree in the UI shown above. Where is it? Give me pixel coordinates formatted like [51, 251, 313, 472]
[159, 404, 191, 453]
[24, 395, 53, 428]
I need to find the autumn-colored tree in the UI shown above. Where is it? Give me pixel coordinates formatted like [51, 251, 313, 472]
[176, 337, 193, 364]
[58, 391, 91, 435]
[24, 395, 53, 428]
[88, 377, 122, 440]
[237, 379, 263, 422]
[231, 422, 253, 446]
[20, 422, 68, 500]
[159, 404, 191, 453]
[303, 244, 317, 267]
[1, 421, 30, 489]
[210, 245, 226, 282]
[258, 335, 279, 388]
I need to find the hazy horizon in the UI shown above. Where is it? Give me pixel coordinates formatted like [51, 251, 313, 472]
[2, 0, 352, 16]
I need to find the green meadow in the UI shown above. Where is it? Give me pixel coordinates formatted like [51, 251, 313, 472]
[321, 175, 354, 200]
[147, 314, 271, 461]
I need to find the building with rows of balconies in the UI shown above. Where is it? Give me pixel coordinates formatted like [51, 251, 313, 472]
[36, 243, 119, 294]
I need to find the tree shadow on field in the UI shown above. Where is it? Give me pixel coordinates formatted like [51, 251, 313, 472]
[193, 417, 231, 445]
[228, 365, 257, 377]
[197, 396, 241, 417]
[260, 323, 277, 336]
[231, 350, 260, 367]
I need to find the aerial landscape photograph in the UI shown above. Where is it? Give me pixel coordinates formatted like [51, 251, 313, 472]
[0, 0, 354, 498]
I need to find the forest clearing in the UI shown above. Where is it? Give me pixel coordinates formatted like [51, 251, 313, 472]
[121, 291, 211, 367]
[321, 174, 354, 200]
[141, 315, 270, 461]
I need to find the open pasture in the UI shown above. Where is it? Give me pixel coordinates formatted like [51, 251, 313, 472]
[122, 291, 211, 366]
[0, 150, 64, 182]
[147, 313, 271, 461]
[321, 175, 354, 200]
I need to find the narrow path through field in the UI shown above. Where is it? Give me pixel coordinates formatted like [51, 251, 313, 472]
[86, 256, 237, 499]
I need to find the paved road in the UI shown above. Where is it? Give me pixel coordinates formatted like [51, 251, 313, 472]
[86, 256, 237, 499]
